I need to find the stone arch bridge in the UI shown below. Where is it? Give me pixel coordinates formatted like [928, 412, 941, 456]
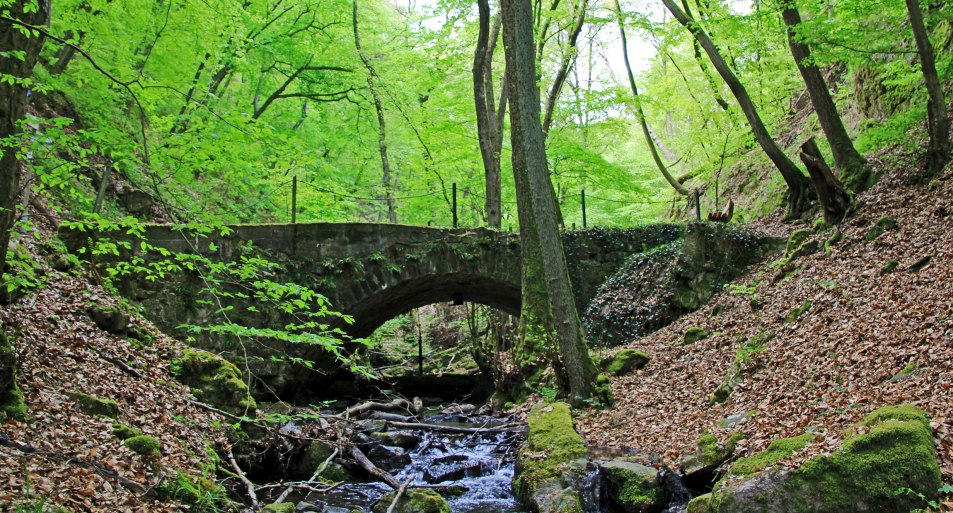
[66, 222, 682, 396]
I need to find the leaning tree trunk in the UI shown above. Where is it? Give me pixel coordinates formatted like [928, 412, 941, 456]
[501, 0, 598, 406]
[353, 0, 397, 223]
[0, 1, 50, 277]
[614, 0, 688, 196]
[782, 0, 870, 192]
[905, 0, 950, 175]
[799, 138, 851, 225]
[660, 0, 813, 219]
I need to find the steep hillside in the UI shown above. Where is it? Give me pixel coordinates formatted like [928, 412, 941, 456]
[577, 147, 953, 483]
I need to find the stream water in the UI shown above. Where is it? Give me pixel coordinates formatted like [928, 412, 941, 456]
[301, 413, 525, 513]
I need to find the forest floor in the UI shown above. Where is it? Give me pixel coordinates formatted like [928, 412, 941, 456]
[575, 146, 953, 484]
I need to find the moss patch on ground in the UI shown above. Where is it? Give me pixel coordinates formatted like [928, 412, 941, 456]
[785, 301, 812, 323]
[683, 327, 709, 345]
[123, 435, 162, 458]
[865, 216, 897, 241]
[67, 391, 119, 418]
[171, 349, 256, 415]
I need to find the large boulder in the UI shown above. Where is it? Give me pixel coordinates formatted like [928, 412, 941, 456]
[171, 349, 256, 415]
[709, 405, 941, 512]
[601, 459, 664, 513]
[513, 402, 589, 512]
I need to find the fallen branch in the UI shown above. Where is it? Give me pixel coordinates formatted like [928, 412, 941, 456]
[273, 447, 340, 504]
[349, 444, 401, 489]
[0, 431, 150, 497]
[385, 478, 413, 513]
[340, 398, 415, 419]
[368, 412, 413, 422]
[386, 421, 523, 434]
[227, 446, 259, 510]
[98, 353, 143, 379]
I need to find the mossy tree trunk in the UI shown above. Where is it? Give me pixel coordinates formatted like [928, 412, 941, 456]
[782, 0, 871, 192]
[0, 0, 50, 277]
[660, 0, 813, 220]
[501, 0, 598, 405]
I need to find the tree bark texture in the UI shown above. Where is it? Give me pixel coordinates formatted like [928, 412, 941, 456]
[501, 0, 597, 405]
[1, 0, 50, 277]
[614, 0, 688, 196]
[353, 0, 397, 223]
[474, 1, 503, 229]
[799, 138, 851, 225]
[660, 0, 813, 219]
[782, 1, 870, 192]
[905, 0, 950, 175]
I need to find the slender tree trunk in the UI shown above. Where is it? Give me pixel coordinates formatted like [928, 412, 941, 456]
[614, 0, 688, 196]
[501, 0, 598, 405]
[661, 0, 812, 219]
[353, 1, 396, 223]
[474, 0, 503, 229]
[799, 138, 850, 225]
[782, 1, 870, 192]
[541, 0, 589, 136]
[0, 1, 50, 277]
[680, 0, 729, 111]
[905, 0, 950, 175]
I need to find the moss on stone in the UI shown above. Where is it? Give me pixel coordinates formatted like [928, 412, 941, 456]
[823, 228, 843, 257]
[603, 460, 661, 511]
[683, 327, 709, 345]
[171, 349, 256, 415]
[784, 301, 812, 323]
[686, 493, 713, 513]
[112, 422, 143, 440]
[602, 349, 650, 376]
[261, 504, 296, 513]
[67, 391, 119, 418]
[784, 229, 811, 259]
[513, 402, 587, 509]
[865, 216, 897, 241]
[697, 433, 722, 466]
[371, 489, 450, 513]
[730, 433, 814, 476]
[123, 435, 162, 458]
[785, 406, 940, 511]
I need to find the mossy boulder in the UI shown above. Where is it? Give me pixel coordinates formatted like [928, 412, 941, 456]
[67, 391, 119, 418]
[0, 327, 27, 421]
[513, 402, 588, 512]
[683, 327, 709, 345]
[601, 459, 663, 513]
[123, 435, 162, 458]
[710, 405, 941, 512]
[680, 432, 743, 477]
[261, 504, 296, 513]
[686, 493, 712, 513]
[371, 489, 450, 513]
[602, 349, 650, 376]
[86, 303, 130, 334]
[171, 349, 256, 415]
[865, 216, 897, 241]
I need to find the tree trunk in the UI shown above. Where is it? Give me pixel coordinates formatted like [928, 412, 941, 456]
[905, 0, 950, 175]
[474, 0, 503, 229]
[0, 1, 50, 277]
[782, 1, 870, 192]
[614, 0, 688, 196]
[501, 0, 598, 405]
[660, 0, 813, 219]
[353, 0, 396, 223]
[799, 138, 851, 225]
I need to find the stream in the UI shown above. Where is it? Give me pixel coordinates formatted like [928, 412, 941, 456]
[287, 412, 526, 513]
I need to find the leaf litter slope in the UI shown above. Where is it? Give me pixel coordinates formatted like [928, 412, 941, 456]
[0, 271, 230, 511]
[577, 155, 953, 480]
